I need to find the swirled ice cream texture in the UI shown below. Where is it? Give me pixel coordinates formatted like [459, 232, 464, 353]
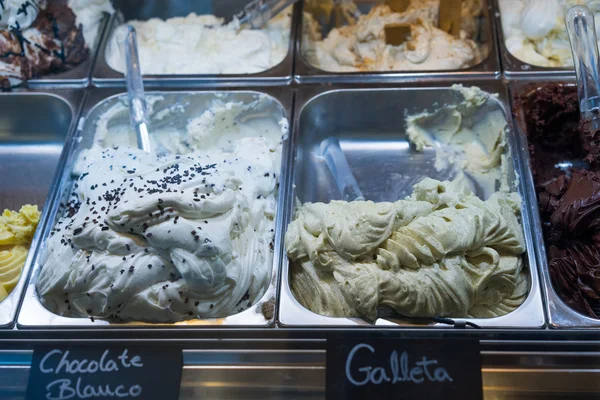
[302, 0, 484, 72]
[105, 8, 291, 75]
[286, 179, 528, 321]
[36, 99, 285, 323]
[406, 85, 512, 197]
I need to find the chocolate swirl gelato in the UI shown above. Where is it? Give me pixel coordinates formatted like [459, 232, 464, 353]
[519, 84, 600, 318]
[0, 0, 112, 88]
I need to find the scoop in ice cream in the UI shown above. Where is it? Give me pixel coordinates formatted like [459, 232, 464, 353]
[36, 99, 285, 323]
[105, 8, 291, 75]
[286, 178, 528, 321]
[518, 83, 600, 318]
[0, 0, 113, 89]
[0, 205, 41, 302]
[499, 0, 600, 67]
[302, 0, 484, 72]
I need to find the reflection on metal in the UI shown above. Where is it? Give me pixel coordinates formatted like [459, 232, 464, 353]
[0, 346, 599, 399]
[280, 83, 545, 328]
[0, 89, 84, 328]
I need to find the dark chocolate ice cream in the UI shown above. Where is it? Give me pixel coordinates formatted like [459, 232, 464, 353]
[519, 83, 600, 318]
[0, 0, 88, 89]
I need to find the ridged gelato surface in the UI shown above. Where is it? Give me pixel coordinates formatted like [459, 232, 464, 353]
[286, 179, 527, 321]
[36, 98, 286, 323]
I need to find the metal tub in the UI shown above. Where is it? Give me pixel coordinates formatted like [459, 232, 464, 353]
[493, 0, 575, 79]
[294, 0, 501, 84]
[510, 79, 600, 328]
[26, 15, 110, 88]
[278, 82, 545, 328]
[17, 87, 292, 328]
[0, 89, 83, 328]
[92, 0, 298, 87]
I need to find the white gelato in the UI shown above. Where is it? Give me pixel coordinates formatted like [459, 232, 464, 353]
[69, 0, 115, 48]
[286, 178, 528, 321]
[105, 8, 292, 75]
[36, 98, 286, 323]
[302, 0, 484, 72]
[499, 0, 600, 67]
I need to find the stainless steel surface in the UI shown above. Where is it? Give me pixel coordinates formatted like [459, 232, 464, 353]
[1, 343, 599, 399]
[26, 15, 110, 88]
[17, 87, 292, 328]
[91, 1, 298, 87]
[493, 0, 576, 79]
[509, 79, 600, 329]
[294, 0, 501, 84]
[279, 83, 545, 328]
[0, 89, 84, 328]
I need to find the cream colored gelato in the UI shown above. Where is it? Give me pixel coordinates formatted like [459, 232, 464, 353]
[499, 0, 600, 67]
[105, 8, 292, 75]
[302, 0, 484, 72]
[286, 178, 528, 321]
[36, 99, 286, 323]
[406, 85, 512, 197]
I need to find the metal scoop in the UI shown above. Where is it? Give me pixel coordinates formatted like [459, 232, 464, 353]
[320, 137, 365, 201]
[237, 0, 299, 29]
[118, 25, 152, 153]
[566, 5, 600, 131]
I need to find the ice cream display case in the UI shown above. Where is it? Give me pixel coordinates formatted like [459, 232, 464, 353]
[1, 1, 600, 399]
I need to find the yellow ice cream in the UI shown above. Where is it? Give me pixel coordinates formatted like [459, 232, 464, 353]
[0, 205, 41, 302]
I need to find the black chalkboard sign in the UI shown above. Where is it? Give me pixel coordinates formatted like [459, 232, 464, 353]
[327, 338, 482, 400]
[26, 345, 182, 400]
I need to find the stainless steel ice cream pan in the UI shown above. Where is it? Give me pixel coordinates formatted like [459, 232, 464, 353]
[91, 0, 299, 87]
[509, 80, 600, 328]
[26, 14, 110, 88]
[17, 87, 292, 328]
[294, 0, 501, 84]
[278, 82, 545, 328]
[493, 0, 575, 80]
[0, 89, 83, 328]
